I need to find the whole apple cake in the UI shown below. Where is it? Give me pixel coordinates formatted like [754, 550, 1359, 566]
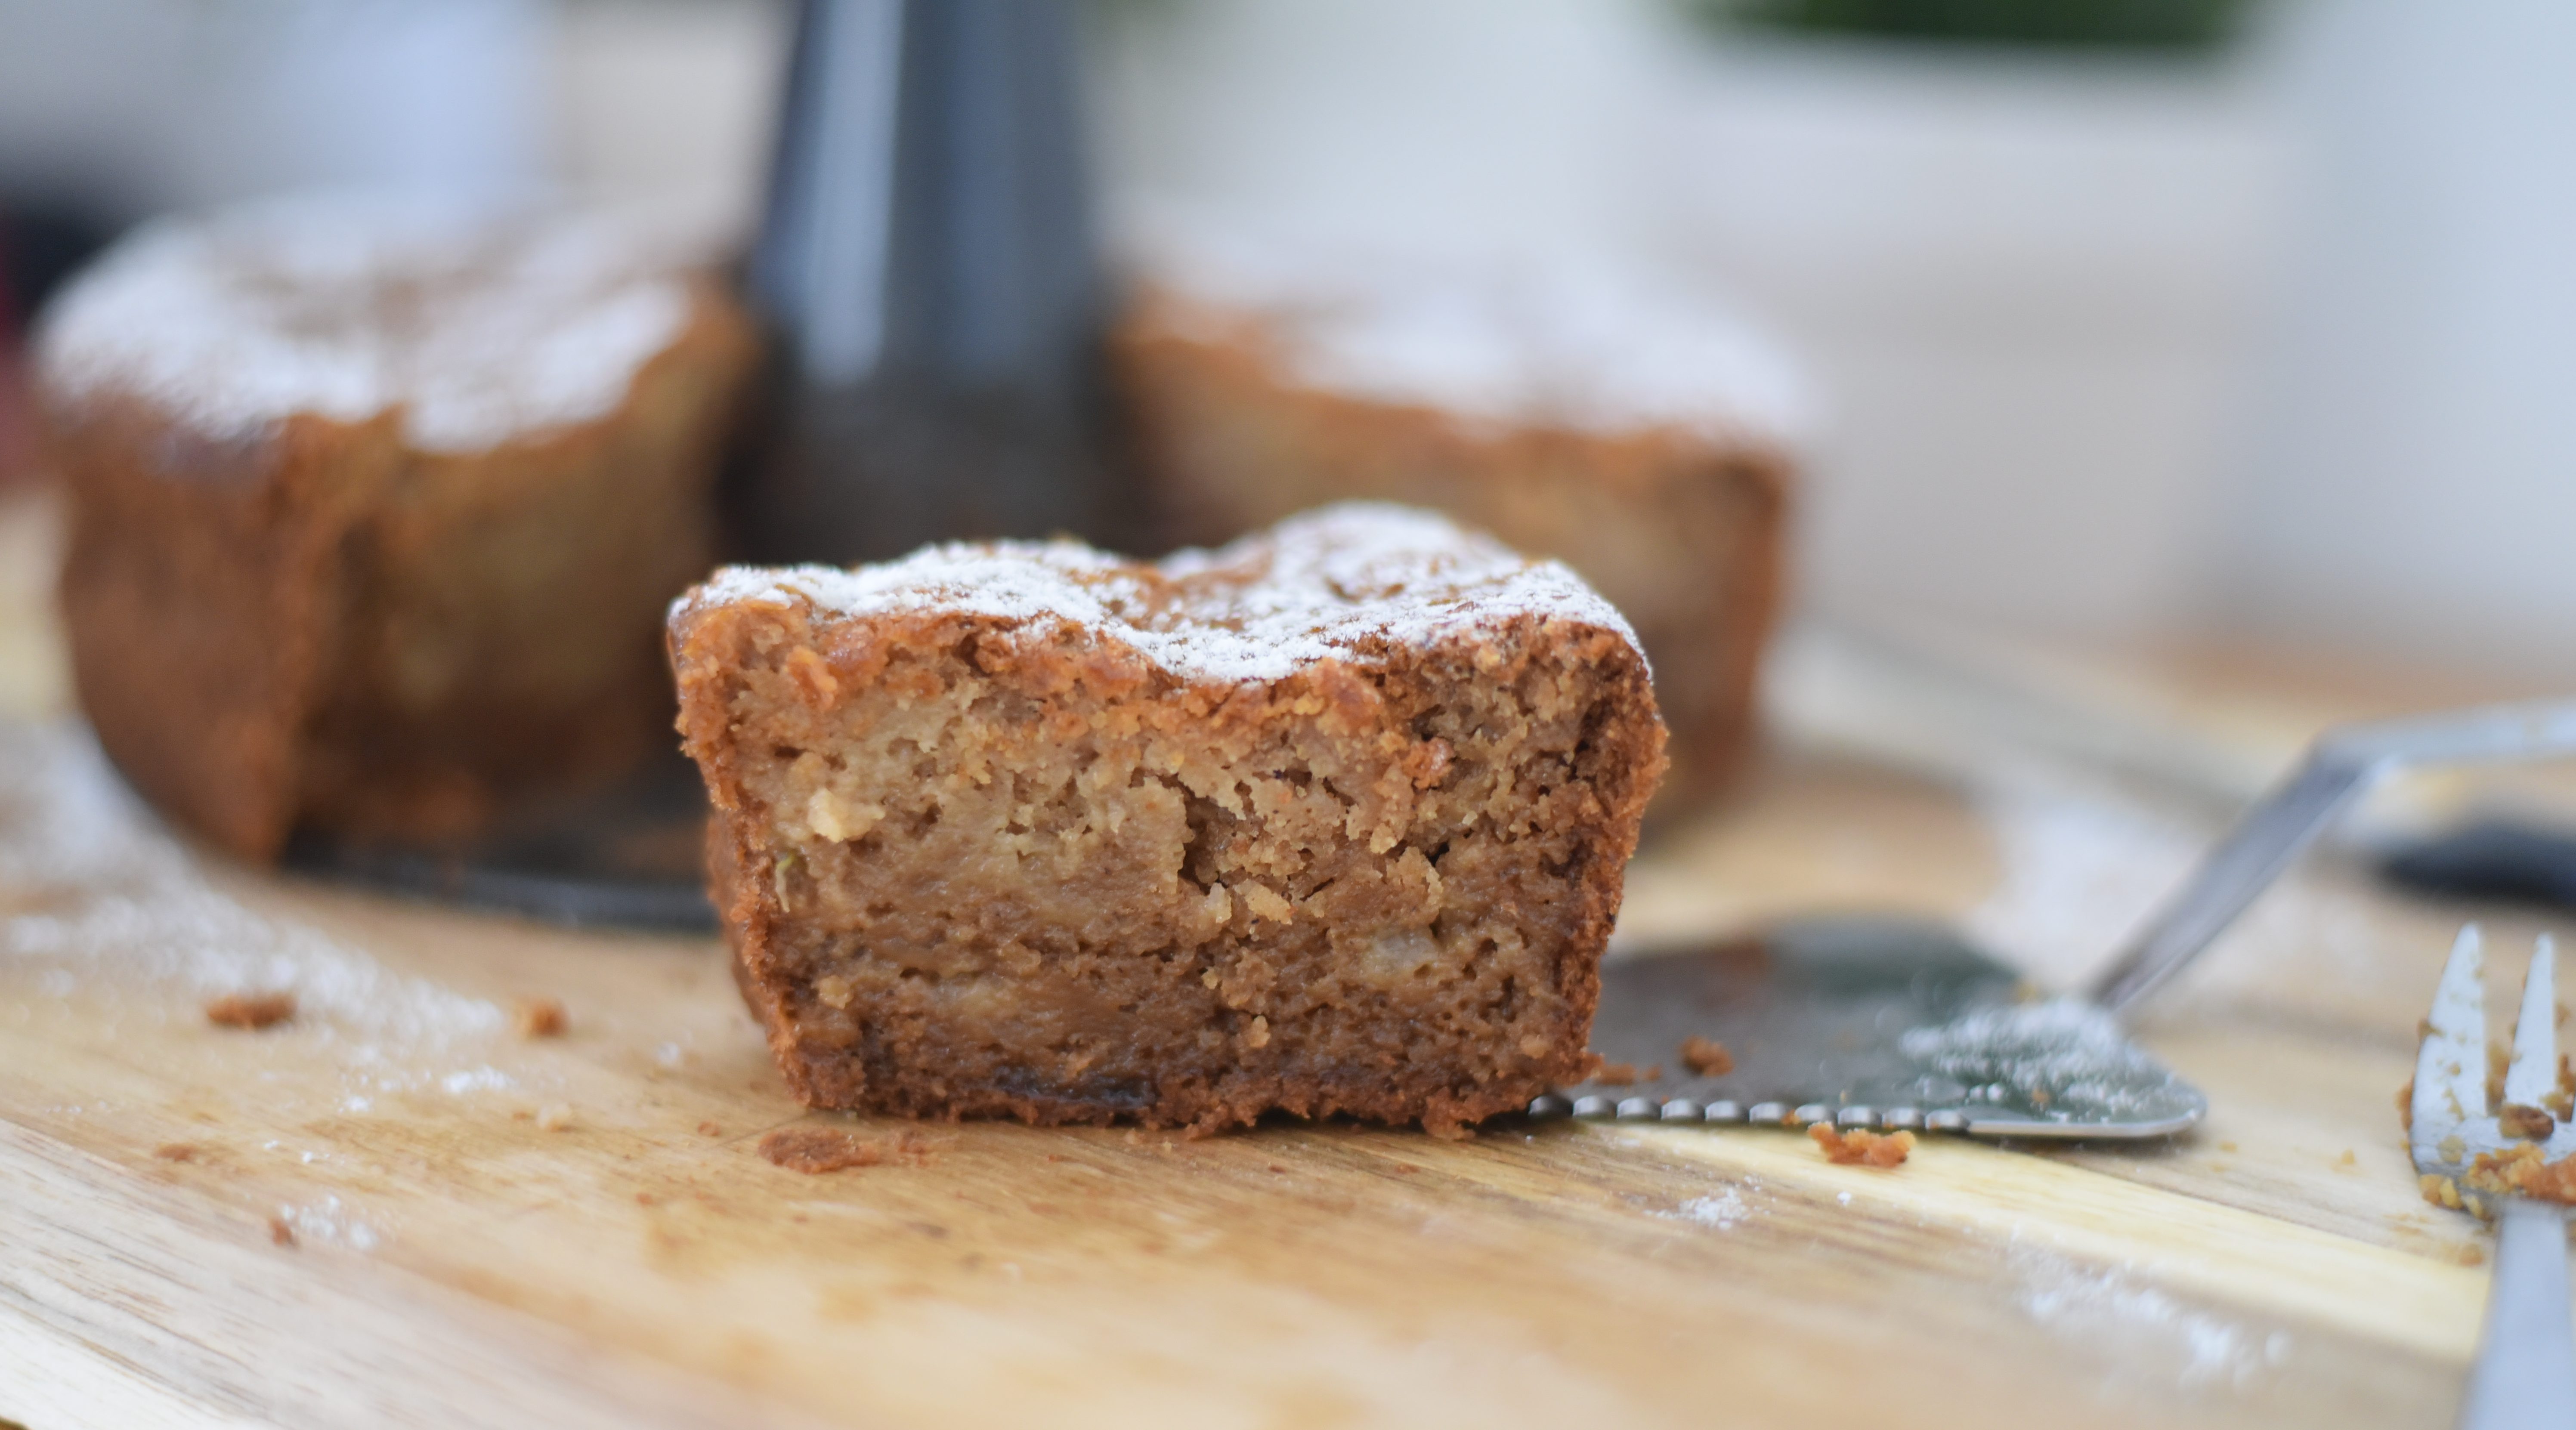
[1114, 246, 1799, 809]
[35, 195, 755, 859]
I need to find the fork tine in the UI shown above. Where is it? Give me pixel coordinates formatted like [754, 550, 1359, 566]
[2505, 935, 2561, 1110]
[2416, 925, 2489, 1137]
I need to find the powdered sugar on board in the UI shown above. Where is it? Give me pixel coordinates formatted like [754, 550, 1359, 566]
[678, 502, 1647, 685]
[1129, 223, 1812, 450]
[34, 193, 692, 453]
[0, 720, 507, 1064]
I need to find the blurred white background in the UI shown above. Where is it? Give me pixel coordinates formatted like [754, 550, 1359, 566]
[3, 0, 2573, 685]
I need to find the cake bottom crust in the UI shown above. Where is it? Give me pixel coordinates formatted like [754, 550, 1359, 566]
[707, 810, 1597, 1141]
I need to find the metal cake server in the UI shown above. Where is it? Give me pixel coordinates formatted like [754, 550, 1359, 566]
[1544, 696, 2576, 1139]
[1544, 916, 2205, 1138]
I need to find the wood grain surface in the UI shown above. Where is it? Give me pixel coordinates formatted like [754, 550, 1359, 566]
[0, 493, 2560, 1429]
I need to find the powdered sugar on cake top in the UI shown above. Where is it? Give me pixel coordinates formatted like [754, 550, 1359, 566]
[35, 194, 692, 453]
[1132, 226, 1812, 449]
[680, 503, 1645, 685]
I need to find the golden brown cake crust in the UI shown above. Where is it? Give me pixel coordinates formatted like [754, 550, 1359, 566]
[42, 232, 753, 860]
[1113, 286, 1790, 809]
[674, 507, 1665, 1135]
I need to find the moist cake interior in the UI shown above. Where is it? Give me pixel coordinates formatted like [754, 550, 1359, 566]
[678, 507, 1664, 1133]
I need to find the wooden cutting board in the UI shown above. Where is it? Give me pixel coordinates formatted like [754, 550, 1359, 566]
[0, 497, 2550, 1428]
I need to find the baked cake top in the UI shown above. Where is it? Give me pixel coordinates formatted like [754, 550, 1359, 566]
[35, 194, 694, 452]
[677, 502, 1645, 685]
[1129, 224, 1810, 449]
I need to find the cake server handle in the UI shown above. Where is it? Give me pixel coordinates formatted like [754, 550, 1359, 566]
[2088, 698, 2576, 1016]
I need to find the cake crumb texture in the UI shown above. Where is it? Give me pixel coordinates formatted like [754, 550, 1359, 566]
[2452, 1143, 2576, 1207]
[38, 196, 756, 859]
[206, 991, 297, 1030]
[674, 504, 1665, 1136]
[1809, 1123, 1916, 1168]
[759, 1127, 934, 1174]
[1679, 1035, 1735, 1077]
[513, 998, 569, 1039]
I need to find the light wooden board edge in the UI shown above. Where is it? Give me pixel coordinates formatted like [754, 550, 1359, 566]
[0, 1119, 841, 1430]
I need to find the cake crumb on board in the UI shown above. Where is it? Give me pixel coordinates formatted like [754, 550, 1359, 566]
[1809, 1123, 1916, 1168]
[759, 1127, 934, 1175]
[1678, 1036, 1734, 1077]
[206, 991, 296, 1030]
[513, 998, 569, 1038]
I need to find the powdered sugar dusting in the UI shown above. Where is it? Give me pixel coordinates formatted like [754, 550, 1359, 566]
[679, 502, 1645, 684]
[1134, 226, 1811, 448]
[35, 193, 691, 452]
[2012, 1244, 2291, 1393]
[275, 1195, 384, 1252]
[1659, 1186, 1754, 1230]
[1900, 997, 2192, 1122]
[0, 721, 506, 1053]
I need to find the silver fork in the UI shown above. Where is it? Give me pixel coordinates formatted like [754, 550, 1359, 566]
[2412, 926, 2576, 1427]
